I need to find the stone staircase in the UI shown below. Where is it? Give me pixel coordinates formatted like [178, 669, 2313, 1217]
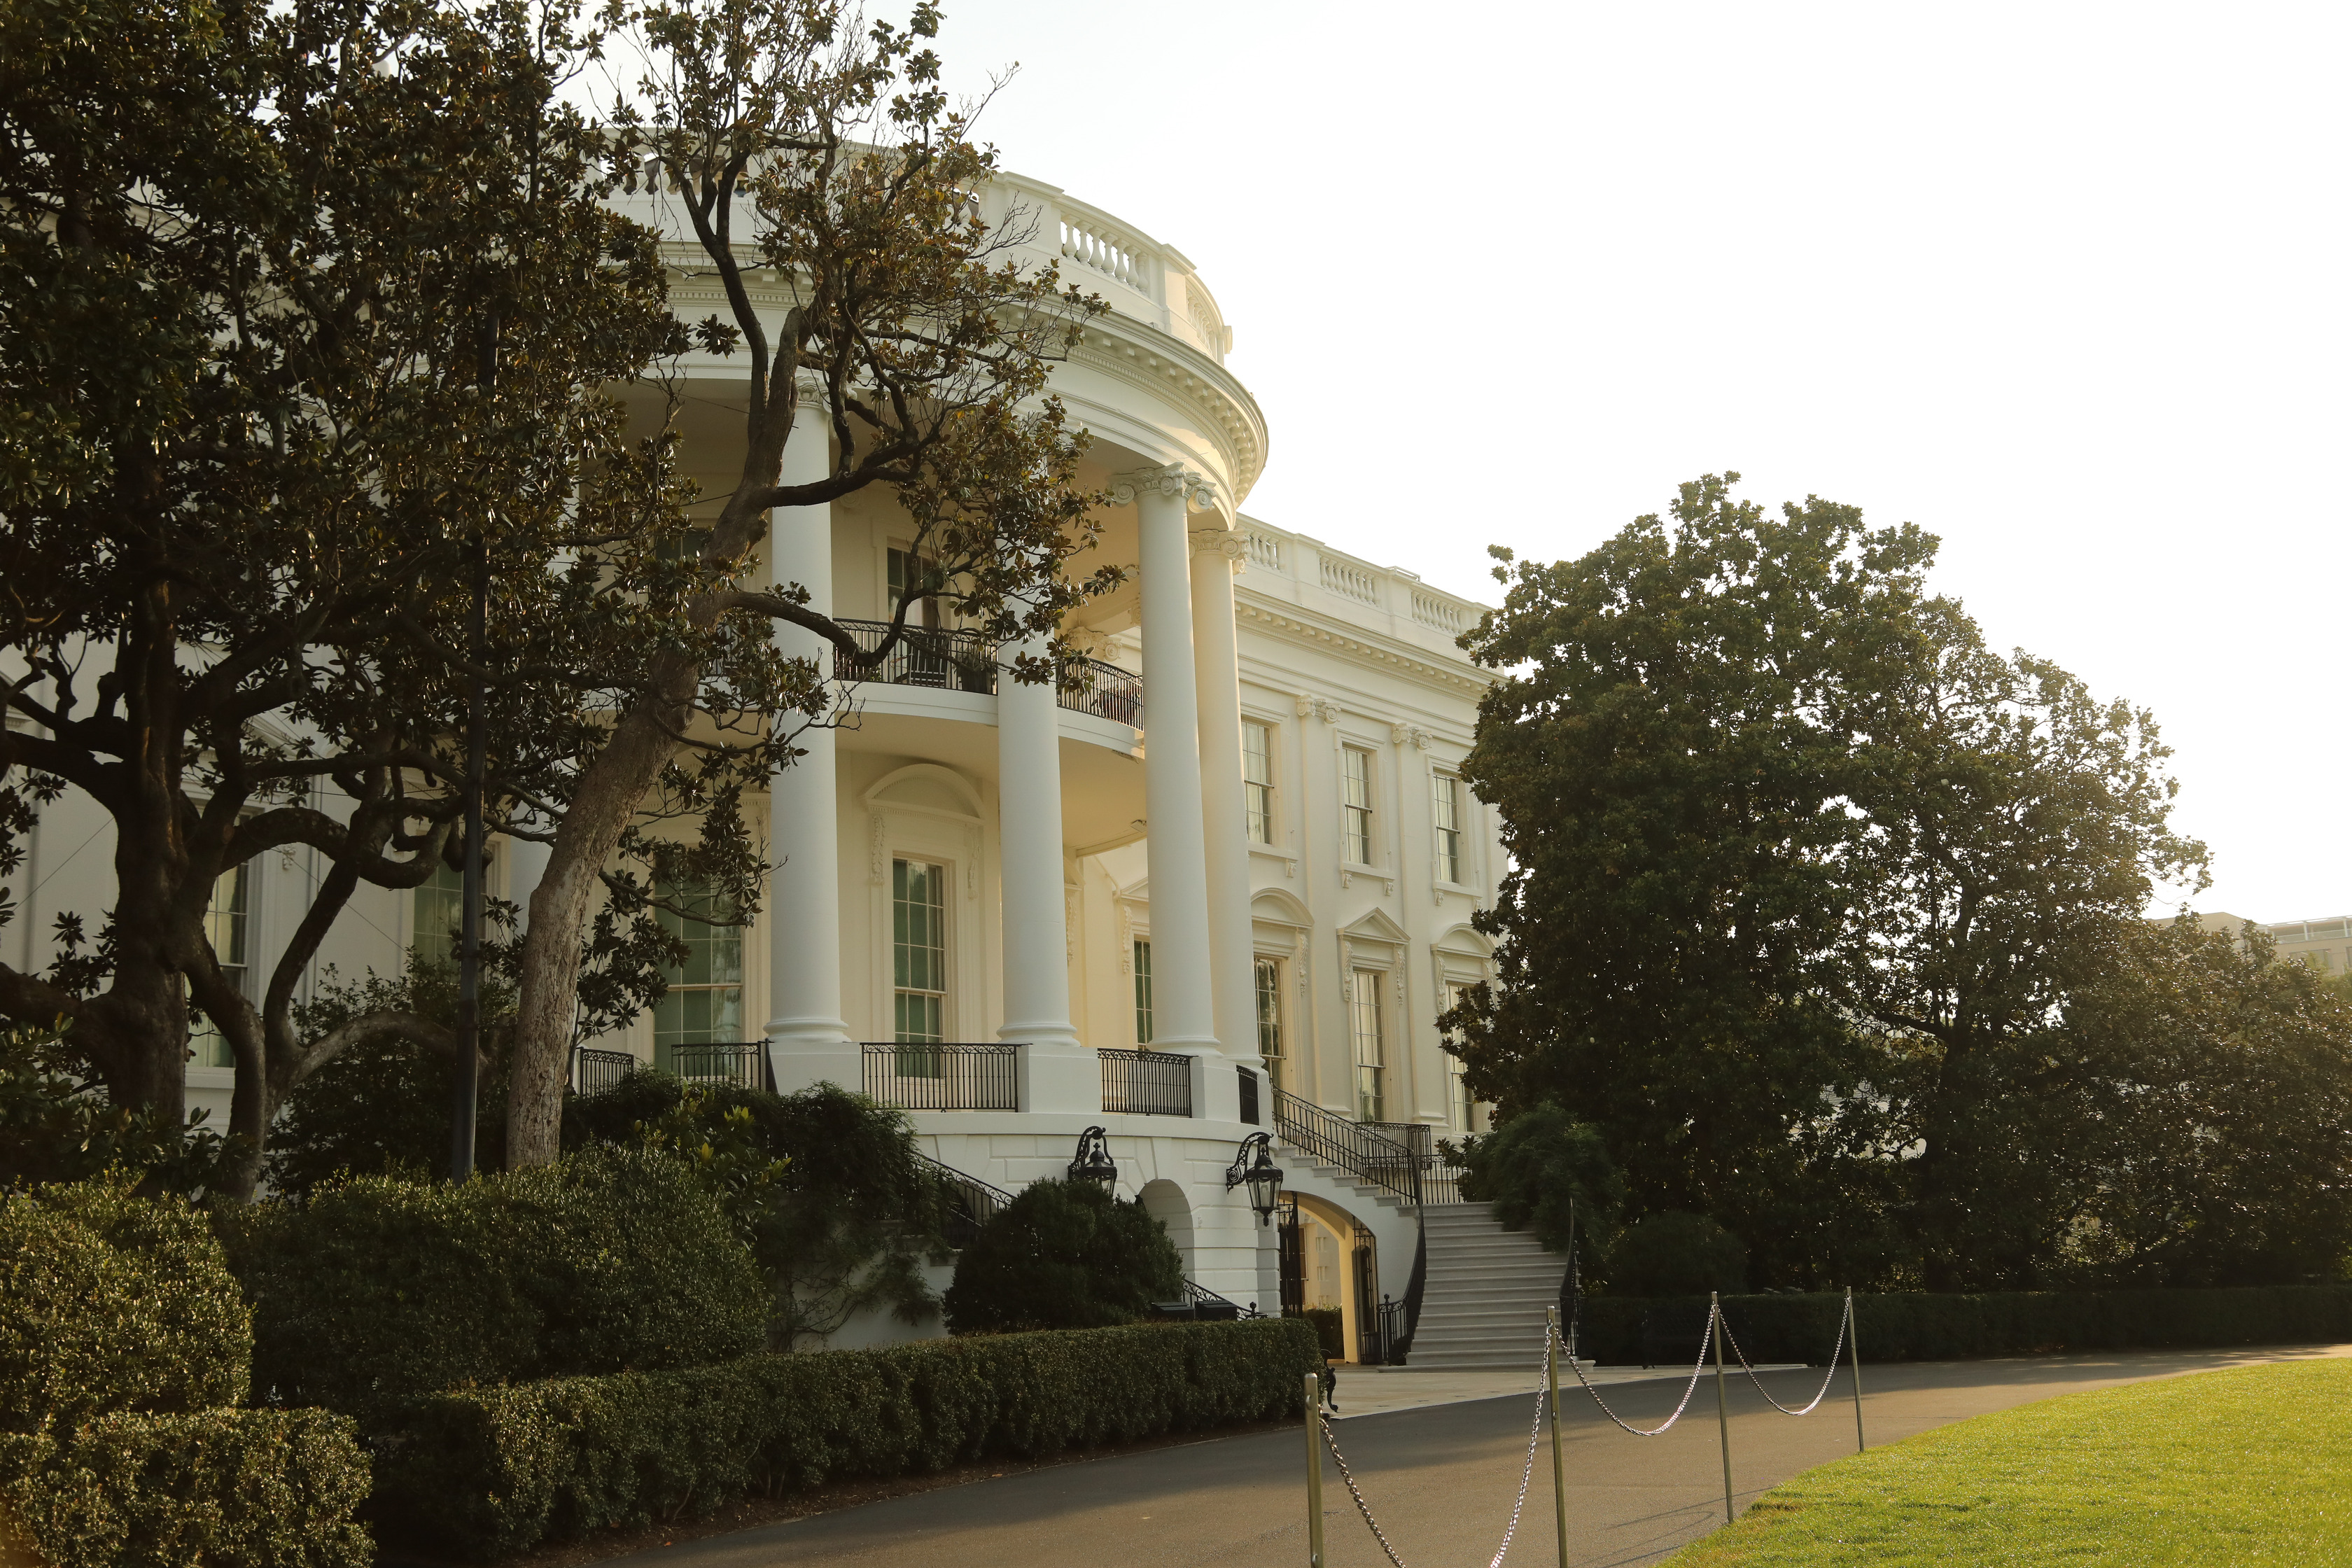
[1406, 1203, 1567, 1370]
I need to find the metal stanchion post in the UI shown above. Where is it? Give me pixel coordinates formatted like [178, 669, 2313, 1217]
[1547, 1306, 1569, 1568]
[1712, 1292, 1734, 1525]
[1304, 1370, 1326, 1567]
[1847, 1287, 1866, 1452]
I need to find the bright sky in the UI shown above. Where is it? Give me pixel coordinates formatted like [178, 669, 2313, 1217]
[915, 1, 2349, 923]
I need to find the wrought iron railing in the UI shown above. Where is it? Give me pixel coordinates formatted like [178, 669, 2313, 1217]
[1421, 1154, 1472, 1205]
[1237, 1065, 1261, 1126]
[1273, 1088, 1429, 1205]
[913, 1150, 1018, 1250]
[1182, 1278, 1262, 1320]
[664, 1041, 774, 1091]
[570, 1046, 638, 1096]
[860, 1043, 1021, 1111]
[1099, 1047, 1191, 1116]
[831, 618, 1142, 727]
[1361, 1294, 1410, 1366]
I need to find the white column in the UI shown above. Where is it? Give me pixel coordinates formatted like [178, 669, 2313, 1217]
[766, 404, 853, 1090]
[997, 630, 1093, 1112]
[1192, 530, 1264, 1106]
[1114, 465, 1219, 1074]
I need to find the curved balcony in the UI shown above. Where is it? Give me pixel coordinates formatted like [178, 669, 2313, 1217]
[832, 619, 1142, 728]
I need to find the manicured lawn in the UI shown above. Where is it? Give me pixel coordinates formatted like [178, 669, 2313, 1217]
[1667, 1359, 2352, 1565]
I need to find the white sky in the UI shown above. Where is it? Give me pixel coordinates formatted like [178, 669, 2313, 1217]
[912, 0, 2349, 923]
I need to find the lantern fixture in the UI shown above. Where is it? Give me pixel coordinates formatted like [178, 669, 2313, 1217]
[1224, 1131, 1284, 1226]
[1068, 1126, 1119, 1196]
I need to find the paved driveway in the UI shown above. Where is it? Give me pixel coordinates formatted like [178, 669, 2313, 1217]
[619, 1345, 2351, 1568]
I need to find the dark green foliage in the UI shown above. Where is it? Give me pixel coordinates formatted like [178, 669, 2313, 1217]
[564, 1074, 951, 1345]
[267, 960, 514, 1195]
[942, 1178, 1183, 1333]
[1583, 1287, 2352, 1366]
[0, 1177, 250, 1430]
[370, 1318, 1325, 1560]
[0, 1408, 371, 1568]
[1454, 1103, 1623, 1255]
[0, 1021, 237, 1196]
[1293, 1306, 1344, 1360]
[1604, 1212, 1749, 1297]
[0, 1175, 370, 1566]
[216, 1142, 765, 1420]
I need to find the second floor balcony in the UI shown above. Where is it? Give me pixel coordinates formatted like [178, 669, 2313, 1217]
[834, 619, 1142, 729]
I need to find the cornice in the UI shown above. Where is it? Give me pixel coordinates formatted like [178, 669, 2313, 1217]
[1235, 591, 1496, 701]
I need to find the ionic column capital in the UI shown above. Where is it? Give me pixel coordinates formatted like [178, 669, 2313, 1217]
[1190, 528, 1248, 572]
[1110, 462, 1219, 512]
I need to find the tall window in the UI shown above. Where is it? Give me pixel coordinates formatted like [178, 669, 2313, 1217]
[192, 862, 250, 1070]
[892, 859, 949, 1051]
[1254, 957, 1284, 1093]
[1243, 722, 1275, 845]
[1351, 971, 1385, 1121]
[414, 860, 463, 969]
[886, 545, 943, 629]
[1433, 773, 1464, 884]
[1133, 939, 1155, 1045]
[654, 880, 743, 1063]
[1442, 981, 1474, 1129]
[1342, 746, 1374, 864]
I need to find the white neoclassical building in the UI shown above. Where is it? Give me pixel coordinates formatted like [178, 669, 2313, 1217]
[11, 164, 1567, 1364]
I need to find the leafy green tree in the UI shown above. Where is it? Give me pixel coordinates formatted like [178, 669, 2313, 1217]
[943, 1178, 1182, 1333]
[1452, 1102, 1623, 1256]
[1455, 475, 2208, 1289]
[1603, 1212, 1749, 1297]
[0, 1021, 232, 1196]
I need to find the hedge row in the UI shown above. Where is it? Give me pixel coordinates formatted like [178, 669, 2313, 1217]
[372, 1317, 1325, 1560]
[1579, 1285, 2352, 1366]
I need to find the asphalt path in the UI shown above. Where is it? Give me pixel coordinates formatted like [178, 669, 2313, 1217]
[619, 1345, 2350, 1568]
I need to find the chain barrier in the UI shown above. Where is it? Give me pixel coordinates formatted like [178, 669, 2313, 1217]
[1560, 1303, 1717, 1436]
[1312, 1328, 1555, 1568]
[1714, 1300, 1849, 1416]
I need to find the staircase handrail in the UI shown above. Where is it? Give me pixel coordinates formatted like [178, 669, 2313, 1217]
[1272, 1088, 1427, 1206]
[912, 1149, 1020, 1248]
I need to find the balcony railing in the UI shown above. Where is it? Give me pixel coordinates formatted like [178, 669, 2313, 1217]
[1099, 1047, 1192, 1116]
[1273, 1088, 1430, 1206]
[570, 1046, 638, 1096]
[914, 1150, 1018, 1249]
[860, 1042, 1021, 1111]
[664, 1042, 775, 1091]
[832, 619, 1142, 728]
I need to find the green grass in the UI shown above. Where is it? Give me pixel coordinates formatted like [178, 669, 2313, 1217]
[1666, 1359, 2352, 1566]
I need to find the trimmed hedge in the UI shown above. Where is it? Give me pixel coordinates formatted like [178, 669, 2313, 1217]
[0, 1408, 372, 1568]
[944, 1177, 1184, 1332]
[1581, 1285, 2352, 1366]
[372, 1316, 1325, 1560]
[216, 1142, 767, 1420]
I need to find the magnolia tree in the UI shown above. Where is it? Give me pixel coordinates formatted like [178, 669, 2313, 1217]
[497, 0, 1117, 1166]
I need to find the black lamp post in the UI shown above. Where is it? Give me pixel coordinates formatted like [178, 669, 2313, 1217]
[1224, 1130, 1284, 1226]
[1068, 1126, 1119, 1195]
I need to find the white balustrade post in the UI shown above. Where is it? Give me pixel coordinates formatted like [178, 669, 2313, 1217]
[997, 630, 1092, 1112]
[1115, 465, 1221, 1082]
[1192, 529, 1262, 1125]
[766, 402, 853, 1091]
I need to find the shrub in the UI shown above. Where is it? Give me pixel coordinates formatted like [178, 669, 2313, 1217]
[1293, 1306, 1344, 1359]
[0, 1021, 237, 1198]
[217, 1142, 766, 1420]
[942, 1178, 1183, 1333]
[1605, 1212, 1747, 1296]
[0, 1407, 370, 1568]
[370, 1317, 1324, 1560]
[0, 1177, 250, 1430]
[564, 1075, 951, 1345]
[1454, 1102, 1623, 1255]
[1579, 1285, 2352, 1365]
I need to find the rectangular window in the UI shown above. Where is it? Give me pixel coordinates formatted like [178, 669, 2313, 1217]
[1433, 774, 1464, 885]
[1243, 722, 1275, 845]
[1342, 746, 1374, 865]
[886, 545, 943, 629]
[1133, 939, 1154, 1045]
[192, 862, 251, 1070]
[654, 879, 744, 1065]
[1443, 981, 1474, 1129]
[892, 859, 949, 1060]
[414, 860, 464, 969]
[1254, 957, 1284, 1093]
[1351, 971, 1385, 1122]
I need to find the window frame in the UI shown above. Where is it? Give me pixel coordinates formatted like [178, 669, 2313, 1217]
[1133, 937, 1155, 1046]
[1242, 720, 1276, 846]
[1340, 745, 1376, 867]
[652, 876, 748, 1061]
[1254, 955, 1284, 1093]
[890, 857, 951, 1052]
[1350, 968, 1385, 1122]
